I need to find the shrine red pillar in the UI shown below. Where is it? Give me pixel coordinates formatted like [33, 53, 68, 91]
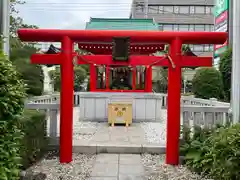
[60, 36, 74, 163]
[90, 64, 96, 91]
[145, 66, 152, 92]
[132, 67, 136, 90]
[166, 38, 182, 165]
[106, 65, 110, 90]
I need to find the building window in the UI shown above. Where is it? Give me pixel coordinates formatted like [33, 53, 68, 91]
[163, 24, 173, 31]
[158, 24, 163, 30]
[189, 24, 194, 31]
[193, 45, 204, 51]
[179, 24, 189, 31]
[205, 24, 211, 31]
[148, 5, 158, 14]
[136, 5, 144, 13]
[210, 7, 214, 14]
[190, 6, 195, 14]
[158, 6, 164, 14]
[173, 24, 178, 31]
[204, 44, 210, 51]
[179, 6, 189, 14]
[163, 6, 174, 13]
[205, 6, 211, 14]
[174, 6, 179, 13]
[194, 24, 205, 31]
[211, 25, 214, 31]
[195, 6, 205, 14]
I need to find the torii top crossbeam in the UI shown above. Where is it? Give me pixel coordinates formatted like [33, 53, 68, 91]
[18, 29, 227, 44]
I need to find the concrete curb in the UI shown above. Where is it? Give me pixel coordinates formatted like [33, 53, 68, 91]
[72, 143, 166, 155]
[48, 138, 166, 155]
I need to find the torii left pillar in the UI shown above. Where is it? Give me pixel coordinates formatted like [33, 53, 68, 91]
[31, 36, 74, 163]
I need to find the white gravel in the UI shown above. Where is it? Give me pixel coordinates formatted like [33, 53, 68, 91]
[73, 122, 98, 140]
[23, 151, 96, 180]
[140, 122, 166, 144]
[141, 154, 213, 180]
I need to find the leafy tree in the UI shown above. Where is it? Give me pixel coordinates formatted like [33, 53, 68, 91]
[50, 66, 87, 91]
[7, 0, 44, 96]
[10, 45, 44, 96]
[15, 60, 44, 96]
[219, 48, 232, 102]
[192, 67, 224, 99]
[153, 44, 193, 92]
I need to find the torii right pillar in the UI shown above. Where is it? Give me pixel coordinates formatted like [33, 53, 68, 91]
[166, 38, 210, 165]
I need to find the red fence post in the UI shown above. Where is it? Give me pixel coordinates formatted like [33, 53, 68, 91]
[60, 36, 74, 163]
[166, 38, 182, 165]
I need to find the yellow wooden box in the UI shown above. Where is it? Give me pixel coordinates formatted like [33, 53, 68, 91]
[108, 102, 132, 126]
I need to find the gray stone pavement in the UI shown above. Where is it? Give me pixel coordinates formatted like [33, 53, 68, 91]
[89, 154, 145, 180]
[72, 123, 166, 154]
[49, 107, 167, 154]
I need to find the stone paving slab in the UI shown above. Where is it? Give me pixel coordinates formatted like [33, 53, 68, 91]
[90, 154, 145, 179]
[71, 123, 166, 155]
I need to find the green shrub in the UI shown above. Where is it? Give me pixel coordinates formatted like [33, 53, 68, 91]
[19, 109, 48, 169]
[192, 67, 224, 99]
[219, 48, 232, 102]
[181, 124, 240, 180]
[0, 52, 26, 179]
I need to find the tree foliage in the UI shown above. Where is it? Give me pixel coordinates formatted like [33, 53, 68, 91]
[181, 124, 240, 180]
[49, 66, 87, 92]
[153, 44, 192, 92]
[8, 0, 44, 96]
[10, 44, 44, 96]
[192, 67, 224, 99]
[0, 51, 26, 179]
[219, 48, 232, 102]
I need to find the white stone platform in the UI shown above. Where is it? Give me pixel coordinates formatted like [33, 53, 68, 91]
[48, 108, 168, 154]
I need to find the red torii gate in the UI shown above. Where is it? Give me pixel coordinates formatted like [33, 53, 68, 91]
[17, 29, 227, 165]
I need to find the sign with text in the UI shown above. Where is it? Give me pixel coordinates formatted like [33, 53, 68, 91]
[214, 0, 229, 59]
[214, 0, 229, 17]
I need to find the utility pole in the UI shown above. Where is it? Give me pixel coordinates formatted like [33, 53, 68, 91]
[1, 0, 10, 57]
[231, 0, 240, 123]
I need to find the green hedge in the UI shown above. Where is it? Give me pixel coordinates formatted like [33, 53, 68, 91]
[181, 124, 240, 180]
[19, 109, 48, 170]
[0, 51, 26, 179]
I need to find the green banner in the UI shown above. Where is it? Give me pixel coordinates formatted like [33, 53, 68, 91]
[214, 45, 228, 57]
[214, 0, 229, 17]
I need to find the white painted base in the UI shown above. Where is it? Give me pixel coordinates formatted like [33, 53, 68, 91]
[78, 92, 163, 122]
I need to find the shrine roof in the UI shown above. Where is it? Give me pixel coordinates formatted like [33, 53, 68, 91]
[85, 18, 159, 31]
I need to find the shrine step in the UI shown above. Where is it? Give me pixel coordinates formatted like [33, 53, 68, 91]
[48, 138, 165, 154]
[72, 143, 166, 155]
